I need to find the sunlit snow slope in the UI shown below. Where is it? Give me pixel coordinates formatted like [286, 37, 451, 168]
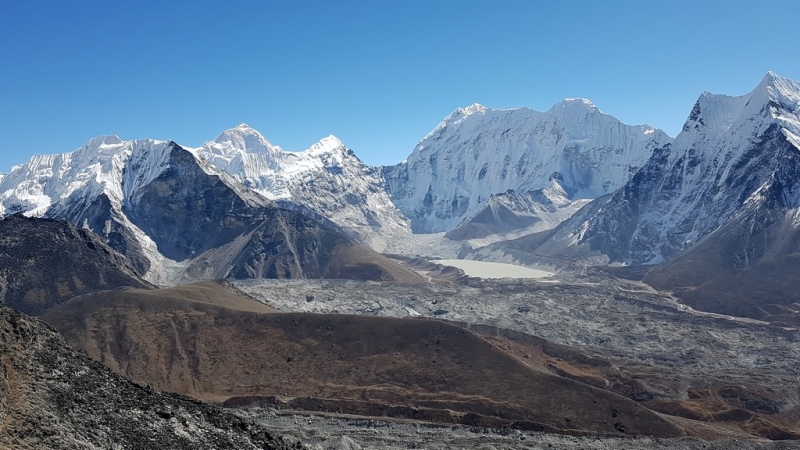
[383, 101, 671, 233]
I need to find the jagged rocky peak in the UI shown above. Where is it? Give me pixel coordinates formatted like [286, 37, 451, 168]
[754, 71, 800, 112]
[681, 71, 800, 138]
[518, 72, 800, 267]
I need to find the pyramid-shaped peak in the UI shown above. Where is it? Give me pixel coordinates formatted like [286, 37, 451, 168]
[213, 123, 279, 154]
[304, 135, 346, 155]
[753, 71, 800, 104]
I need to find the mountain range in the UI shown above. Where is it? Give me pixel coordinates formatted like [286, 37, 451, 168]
[1, 72, 800, 324]
[0, 137, 420, 286]
[3, 72, 800, 446]
[0, 89, 674, 281]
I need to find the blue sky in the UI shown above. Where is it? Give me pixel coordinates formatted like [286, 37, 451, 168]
[2, 0, 799, 172]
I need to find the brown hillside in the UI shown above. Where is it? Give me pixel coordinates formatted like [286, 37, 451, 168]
[0, 305, 300, 450]
[323, 243, 424, 283]
[42, 283, 684, 438]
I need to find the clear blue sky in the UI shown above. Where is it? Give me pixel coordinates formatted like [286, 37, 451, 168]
[2, 0, 799, 173]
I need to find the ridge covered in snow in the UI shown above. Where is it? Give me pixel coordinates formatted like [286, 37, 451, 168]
[196, 125, 410, 250]
[384, 99, 672, 233]
[0, 136, 172, 218]
[527, 72, 800, 265]
[4, 72, 798, 274]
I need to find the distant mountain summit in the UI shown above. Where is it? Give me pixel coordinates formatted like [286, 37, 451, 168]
[197, 124, 410, 250]
[383, 100, 671, 234]
[520, 72, 800, 265]
[7, 74, 797, 292]
[0, 138, 419, 285]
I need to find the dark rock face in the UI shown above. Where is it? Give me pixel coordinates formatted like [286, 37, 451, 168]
[117, 143, 410, 282]
[518, 122, 800, 267]
[0, 215, 149, 316]
[224, 212, 346, 279]
[123, 143, 278, 262]
[0, 306, 301, 450]
[12, 141, 416, 284]
[48, 192, 152, 275]
[496, 73, 800, 268]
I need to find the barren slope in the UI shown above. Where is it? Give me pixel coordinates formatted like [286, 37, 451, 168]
[42, 283, 684, 438]
[0, 305, 300, 450]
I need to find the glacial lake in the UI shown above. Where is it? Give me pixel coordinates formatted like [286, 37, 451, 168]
[434, 259, 554, 279]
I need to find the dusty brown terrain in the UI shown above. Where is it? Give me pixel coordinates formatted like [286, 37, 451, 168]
[323, 244, 424, 283]
[237, 277, 800, 442]
[660, 254, 800, 327]
[42, 282, 689, 439]
[0, 305, 301, 450]
[470, 323, 800, 441]
[643, 207, 800, 326]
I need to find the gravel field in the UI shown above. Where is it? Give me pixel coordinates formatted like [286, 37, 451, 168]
[238, 408, 800, 450]
[233, 269, 800, 448]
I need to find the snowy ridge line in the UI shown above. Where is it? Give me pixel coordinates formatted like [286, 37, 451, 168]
[2, 72, 799, 271]
[384, 98, 672, 233]
[526, 71, 800, 265]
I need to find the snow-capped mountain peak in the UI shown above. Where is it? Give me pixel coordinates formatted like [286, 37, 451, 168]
[385, 100, 672, 233]
[758, 70, 800, 101]
[551, 98, 600, 114]
[675, 72, 800, 153]
[456, 102, 488, 116]
[536, 72, 800, 266]
[422, 103, 491, 140]
[304, 135, 345, 155]
[83, 134, 124, 147]
[211, 123, 281, 156]
[750, 72, 800, 139]
[193, 127, 411, 248]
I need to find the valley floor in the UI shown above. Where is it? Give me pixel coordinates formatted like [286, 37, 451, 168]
[239, 408, 800, 450]
[234, 267, 800, 442]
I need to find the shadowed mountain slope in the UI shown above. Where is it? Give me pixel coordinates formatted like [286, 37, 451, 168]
[0, 140, 422, 286]
[0, 215, 150, 316]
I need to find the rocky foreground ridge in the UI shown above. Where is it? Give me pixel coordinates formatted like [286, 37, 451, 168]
[0, 305, 301, 450]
